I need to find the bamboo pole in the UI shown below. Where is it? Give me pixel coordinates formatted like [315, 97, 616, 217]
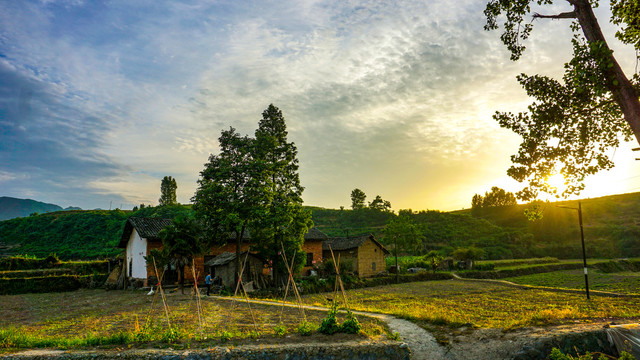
[153, 258, 171, 329]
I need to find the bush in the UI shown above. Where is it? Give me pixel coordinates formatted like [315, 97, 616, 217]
[0, 275, 83, 295]
[459, 263, 583, 280]
[473, 263, 495, 271]
[319, 303, 341, 335]
[340, 311, 362, 334]
[297, 321, 316, 336]
[0, 254, 61, 271]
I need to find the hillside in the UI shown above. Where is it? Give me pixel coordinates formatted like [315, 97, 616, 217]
[0, 192, 638, 260]
[0, 197, 65, 220]
[456, 192, 640, 258]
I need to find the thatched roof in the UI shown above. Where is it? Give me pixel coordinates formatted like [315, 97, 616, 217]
[322, 234, 390, 255]
[118, 217, 172, 248]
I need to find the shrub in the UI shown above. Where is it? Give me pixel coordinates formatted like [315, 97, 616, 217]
[340, 311, 362, 334]
[319, 303, 341, 335]
[297, 321, 316, 336]
[273, 324, 287, 337]
[473, 263, 495, 271]
[0, 275, 83, 295]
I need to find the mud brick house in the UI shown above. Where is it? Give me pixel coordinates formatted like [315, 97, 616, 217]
[204, 251, 265, 288]
[119, 217, 328, 286]
[322, 234, 390, 278]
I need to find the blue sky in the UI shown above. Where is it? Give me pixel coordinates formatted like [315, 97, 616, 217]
[1, 0, 639, 211]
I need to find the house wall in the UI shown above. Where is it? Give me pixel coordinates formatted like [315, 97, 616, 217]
[323, 249, 358, 274]
[356, 239, 386, 278]
[125, 229, 148, 280]
[215, 256, 263, 287]
[301, 239, 323, 275]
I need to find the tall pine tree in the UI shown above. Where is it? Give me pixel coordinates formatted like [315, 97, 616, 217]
[251, 104, 312, 285]
[159, 176, 178, 206]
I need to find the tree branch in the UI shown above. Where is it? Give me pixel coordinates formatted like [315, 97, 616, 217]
[533, 12, 577, 20]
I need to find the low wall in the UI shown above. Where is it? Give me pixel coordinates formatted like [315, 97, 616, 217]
[2, 341, 411, 360]
[513, 328, 616, 360]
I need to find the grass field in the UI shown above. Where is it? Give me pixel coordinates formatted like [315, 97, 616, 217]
[300, 279, 640, 329]
[0, 289, 386, 352]
[505, 269, 640, 295]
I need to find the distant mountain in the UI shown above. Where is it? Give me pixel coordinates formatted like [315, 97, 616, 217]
[0, 197, 64, 220]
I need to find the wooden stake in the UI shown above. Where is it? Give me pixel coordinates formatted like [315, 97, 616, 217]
[153, 258, 171, 329]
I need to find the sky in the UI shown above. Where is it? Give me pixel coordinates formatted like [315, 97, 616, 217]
[1, 0, 639, 211]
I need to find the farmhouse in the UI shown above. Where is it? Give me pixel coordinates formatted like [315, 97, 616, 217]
[118, 217, 173, 286]
[119, 216, 328, 286]
[322, 234, 390, 278]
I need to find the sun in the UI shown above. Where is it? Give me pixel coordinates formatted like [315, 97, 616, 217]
[545, 173, 566, 192]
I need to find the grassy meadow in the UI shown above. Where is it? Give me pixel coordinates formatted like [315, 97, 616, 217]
[505, 269, 640, 295]
[300, 279, 640, 329]
[0, 289, 386, 352]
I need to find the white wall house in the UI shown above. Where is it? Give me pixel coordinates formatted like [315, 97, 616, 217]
[118, 217, 172, 285]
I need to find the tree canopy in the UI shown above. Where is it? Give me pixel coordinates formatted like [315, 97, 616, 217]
[350, 188, 366, 210]
[484, 0, 640, 201]
[159, 176, 178, 206]
[368, 195, 392, 212]
[472, 186, 517, 210]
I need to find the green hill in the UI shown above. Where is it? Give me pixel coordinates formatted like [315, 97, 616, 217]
[0, 197, 64, 220]
[0, 192, 637, 261]
[456, 192, 640, 259]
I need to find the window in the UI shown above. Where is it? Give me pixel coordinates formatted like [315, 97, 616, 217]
[372, 262, 376, 271]
[306, 252, 314, 266]
[129, 259, 132, 277]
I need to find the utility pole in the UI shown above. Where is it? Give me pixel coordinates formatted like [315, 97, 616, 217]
[557, 201, 590, 299]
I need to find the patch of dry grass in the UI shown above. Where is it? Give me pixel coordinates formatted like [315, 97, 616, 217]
[0, 288, 386, 351]
[300, 279, 640, 329]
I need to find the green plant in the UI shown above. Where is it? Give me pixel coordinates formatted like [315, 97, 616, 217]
[387, 331, 401, 341]
[219, 331, 232, 343]
[319, 303, 341, 335]
[273, 324, 287, 337]
[340, 310, 362, 334]
[297, 321, 316, 336]
[549, 347, 634, 360]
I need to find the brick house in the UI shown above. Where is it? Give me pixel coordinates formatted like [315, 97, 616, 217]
[322, 234, 390, 278]
[119, 217, 328, 285]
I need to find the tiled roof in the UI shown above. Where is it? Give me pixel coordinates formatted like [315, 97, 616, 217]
[322, 234, 390, 255]
[118, 217, 173, 248]
[204, 251, 262, 267]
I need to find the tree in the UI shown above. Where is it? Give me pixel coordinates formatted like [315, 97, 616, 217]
[158, 216, 206, 294]
[159, 176, 178, 206]
[192, 128, 260, 284]
[368, 195, 392, 212]
[471, 194, 484, 210]
[350, 188, 366, 210]
[471, 187, 517, 211]
[384, 209, 423, 255]
[484, 0, 640, 201]
[251, 104, 312, 285]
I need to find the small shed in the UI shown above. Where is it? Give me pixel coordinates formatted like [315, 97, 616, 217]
[204, 251, 264, 288]
[322, 234, 390, 278]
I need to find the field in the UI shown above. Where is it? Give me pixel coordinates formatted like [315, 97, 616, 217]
[300, 279, 640, 329]
[505, 269, 640, 295]
[0, 289, 386, 352]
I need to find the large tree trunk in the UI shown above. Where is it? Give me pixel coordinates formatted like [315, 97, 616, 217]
[571, 0, 640, 145]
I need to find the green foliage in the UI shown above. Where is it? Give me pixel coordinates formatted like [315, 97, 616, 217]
[452, 247, 485, 261]
[296, 321, 316, 336]
[158, 216, 207, 290]
[384, 210, 423, 254]
[340, 311, 362, 334]
[159, 176, 178, 206]
[273, 324, 287, 336]
[0, 210, 130, 259]
[0, 254, 60, 271]
[350, 188, 366, 210]
[318, 303, 341, 335]
[549, 347, 636, 360]
[484, 0, 639, 200]
[472, 187, 517, 209]
[0, 275, 82, 295]
[368, 195, 392, 212]
[308, 206, 394, 238]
